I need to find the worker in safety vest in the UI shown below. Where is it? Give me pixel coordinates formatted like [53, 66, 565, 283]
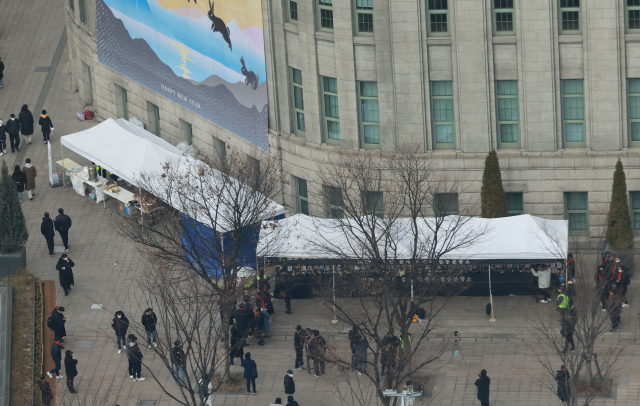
[556, 287, 571, 320]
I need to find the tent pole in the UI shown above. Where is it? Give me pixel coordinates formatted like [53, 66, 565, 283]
[60, 142, 65, 187]
[331, 264, 338, 323]
[489, 265, 496, 322]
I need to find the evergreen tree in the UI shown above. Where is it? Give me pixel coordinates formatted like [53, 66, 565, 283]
[605, 159, 633, 251]
[0, 160, 29, 253]
[480, 150, 509, 218]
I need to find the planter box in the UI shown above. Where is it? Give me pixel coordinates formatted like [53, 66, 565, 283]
[0, 246, 27, 275]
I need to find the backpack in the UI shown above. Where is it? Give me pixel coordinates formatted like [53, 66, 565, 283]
[47, 315, 56, 330]
[76, 111, 85, 121]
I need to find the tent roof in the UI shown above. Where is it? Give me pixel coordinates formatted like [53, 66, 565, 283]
[257, 214, 568, 262]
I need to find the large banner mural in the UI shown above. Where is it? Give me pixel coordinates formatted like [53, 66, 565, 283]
[96, 0, 269, 151]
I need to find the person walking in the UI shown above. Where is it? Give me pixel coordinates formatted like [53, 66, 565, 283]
[38, 375, 53, 406]
[229, 326, 244, 365]
[474, 369, 491, 406]
[12, 165, 26, 203]
[49, 306, 67, 343]
[285, 396, 299, 406]
[18, 104, 34, 144]
[261, 306, 271, 335]
[606, 289, 622, 332]
[128, 335, 146, 381]
[111, 311, 130, 353]
[293, 325, 305, 370]
[0, 120, 6, 156]
[381, 328, 399, 375]
[0, 56, 4, 88]
[55, 254, 75, 296]
[354, 334, 368, 375]
[615, 266, 631, 307]
[38, 109, 53, 143]
[556, 287, 571, 321]
[284, 370, 295, 396]
[531, 265, 551, 303]
[55, 208, 72, 252]
[22, 158, 37, 201]
[241, 352, 258, 395]
[171, 340, 186, 386]
[46, 337, 64, 379]
[40, 212, 56, 256]
[309, 330, 326, 377]
[283, 288, 292, 314]
[561, 320, 575, 354]
[6, 113, 20, 152]
[64, 350, 78, 393]
[141, 308, 158, 348]
[556, 365, 570, 402]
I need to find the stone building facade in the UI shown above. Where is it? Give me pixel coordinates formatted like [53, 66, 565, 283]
[66, 0, 640, 252]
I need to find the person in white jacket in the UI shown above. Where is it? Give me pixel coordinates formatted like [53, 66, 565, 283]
[531, 265, 551, 303]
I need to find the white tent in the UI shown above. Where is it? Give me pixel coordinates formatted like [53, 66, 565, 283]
[257, 214, 568, 262]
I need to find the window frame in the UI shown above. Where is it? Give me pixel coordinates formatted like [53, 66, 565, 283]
[496, 80, 520, 148]
[317, 0, 334, 30]
[358, 81, 380, 149]
[564, 192, 589, 235]
[427, 0, 450, 36]
[430, 81, 456, 149]
[79, 0, 88, 24]
[179, 119, 193, 145]
[434, 193, 459, 217]
[321, 76, 341, 144]
[213, 136, 226, 161]
[146, 101, 161, 137]
[558, 0, 582, 34]
[364, 191, 384, 219]
[290, 67, 306, 135]
[354, 0, 374, 35]
[288, 0, 298, 22]
[492, 0, 515, 35]
[627, 0, 640, 32]
[630, 191, 640, 230]
[296, 177, 310, 215]
[326, 186, 344, 219]
[561, 79, 585, 147]
[69, 0, 74, 12]
[505, 192, 524, 216]
[628, 78, 640, 147]
[115, 85, 129, 120]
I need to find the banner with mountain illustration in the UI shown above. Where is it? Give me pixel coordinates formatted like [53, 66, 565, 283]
[96, 0, 269, 151]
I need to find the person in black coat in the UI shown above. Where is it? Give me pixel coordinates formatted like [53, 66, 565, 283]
[233, 304, 251, 343]
[18, 104, 34, 144]
[128, 335, 145, 381]
[64, 350, 78, 393]
[614, 266, 631, 306]
[5, 113, 20, 152]
[47, 338, 64, 378]
[55, 254, 75, 296]
[0, 120, 6, 155]
[54, 208, 72, 252]
[50, 306, 67, 341]
[284, 370, 295, 395]
[285, 395, 299, 406]
[12, 165, 26, 202]
[229, 326, 244, 365]
[241, 352, 258, 394]
[474, 369, 490, 406]
[171, 340, 186, 386]
[111, 311, 130, 353]
[556, 365, 570, 402]
[0, 57, 4, 88]
[38, 109, 53, 143]
[40, 212, 56, 256]
[141, 308, 158, 348]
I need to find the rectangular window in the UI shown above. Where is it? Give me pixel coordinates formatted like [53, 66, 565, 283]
[559, 0, 581, 34]
[631, 191, 640, 230]
[496, 80, 519, 147]
[322, 77, 340, 143]
[146, 102, 161, 137]
[318, 0, 334, 30]
[427, 0, 449, 35]
[364, 191, 384, 218]
[179, 119, 193, 145]
[629, 0, 640, 31]
[434, 193, 459, 216]
[296, 178, 310, 215]
[493, 0, 514, 34]
[561, 79, 585, 146]
[327, 187, 344, 219]
[83, 62, 93, 104]
[79, 0, 88, 23]
[505, 192, 524, 216]
[628, 79, 640, 146]
[290, 68, 306, 134]
[430, 81, 455, 149]
[69, 0, 74, 12]
[565, 192, 589, 234]
[288, 0, 298, 21]
[355, 0, 374, 34]
[358, 82, 380, 147]
[214, 136, 227, 161]
[115, 85, 129, 120]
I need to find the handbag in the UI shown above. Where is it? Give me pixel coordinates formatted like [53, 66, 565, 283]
[76, 111, 85, 121]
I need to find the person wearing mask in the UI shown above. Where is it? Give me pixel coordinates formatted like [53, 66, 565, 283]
[141, 308, 158, 348]
[556, 365, 570, 402]
[5, 113, 20, 152]
[229, 326, 244, 365]
[293, 325, 306, 370]
[12, 165, 26, 203]
[55, 254, 75, 296]
[38, 109, 53, 143]
[241, 352, 258, 395]
[0, 120, 6, 156]
[40, 212, 56, 256]
[381, 328, 400, 375]
[64, 350, 78, 393]
[566, 253, 576, 279]
[531, 265, 552, 303]
[54, 208, 72, 252]
[128, 335, 145, 381]
[125, 334, 135, 378]
[285, 396, 299, 406]
[47, 337, 64, 379]
[309, 330, 326, 377]
[38, 375, 53, 406]
[474, 369, 491, 406]
[171, 340, 186, 386]
[111, 311, 130, 354]
[22, 158, 37, 201]
[284, 370, 295, 396]
[354, 334, 369, 375]
[48, 306, 66, 343]
[615, 266, 631, 307]
[18, 104, 34, 145]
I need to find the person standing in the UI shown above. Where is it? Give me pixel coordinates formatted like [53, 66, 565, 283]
[615, 266, 631, 307]
[125, 334, 135, 378]
[241, 352, 258, 395]
[49, 306, 67, 343]
[531, 265, 551, 303]
[606, 289, 622, 332]
[561, 320, 575, 354]
[0, 57, 4, 88]
[354, 334, 368, 375]
[18, 104, 34, 144]
[141, 308, 158, 348]
[474, 369, 491, 406]
[233, 304, 250, 345]
[128, 335, 146, 382]
[6, 113, 20, 152]
[171, 340, 186, 386]
[270, 397, 283, 406]
[381, 328, 399, 375]
[556, 287, 571, 321]
[284, 370, 295, 396]
[261, 306, 271, 336]
[293, 325, 305, 370]
[111, 311, 130, 353]
[309, 330, 326, 377]
[229, 326, 244, 365]
[40, 212, 56, 256]
[22, 158, 37, 201]
[64, 350, 78, 393]
[12, 165, 26, 203]
[38, 375, 53, 406]
[284, 288, 292, 314]
[38, 109, 53, 143]
[0, 120, 6, 156]
[55, 254, 75, 296]
[556, 365, 570, 402]
[55, 208, 72, 252]
[253, 309, 266, 346]
[46, 337, 64, 379]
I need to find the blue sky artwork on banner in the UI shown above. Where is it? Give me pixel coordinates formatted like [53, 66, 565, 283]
[96, 0, 269, 151]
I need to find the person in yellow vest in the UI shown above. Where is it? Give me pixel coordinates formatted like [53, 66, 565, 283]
[556, 287, 570, 321]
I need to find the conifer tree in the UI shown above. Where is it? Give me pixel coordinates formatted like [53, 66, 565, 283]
[605, 159, 633, 250]
[480, 150, 509, 218]
[0, 160, 29, 253]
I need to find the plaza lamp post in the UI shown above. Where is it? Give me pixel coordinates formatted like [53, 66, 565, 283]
[382, 389, 423, 406]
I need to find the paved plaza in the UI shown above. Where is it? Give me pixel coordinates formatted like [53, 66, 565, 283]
[2, 1, 640, 405]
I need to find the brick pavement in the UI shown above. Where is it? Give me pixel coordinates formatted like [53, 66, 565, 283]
[3, 1, 640, 405]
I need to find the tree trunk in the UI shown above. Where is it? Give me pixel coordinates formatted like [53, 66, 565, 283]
[221, 306, 231, 383]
